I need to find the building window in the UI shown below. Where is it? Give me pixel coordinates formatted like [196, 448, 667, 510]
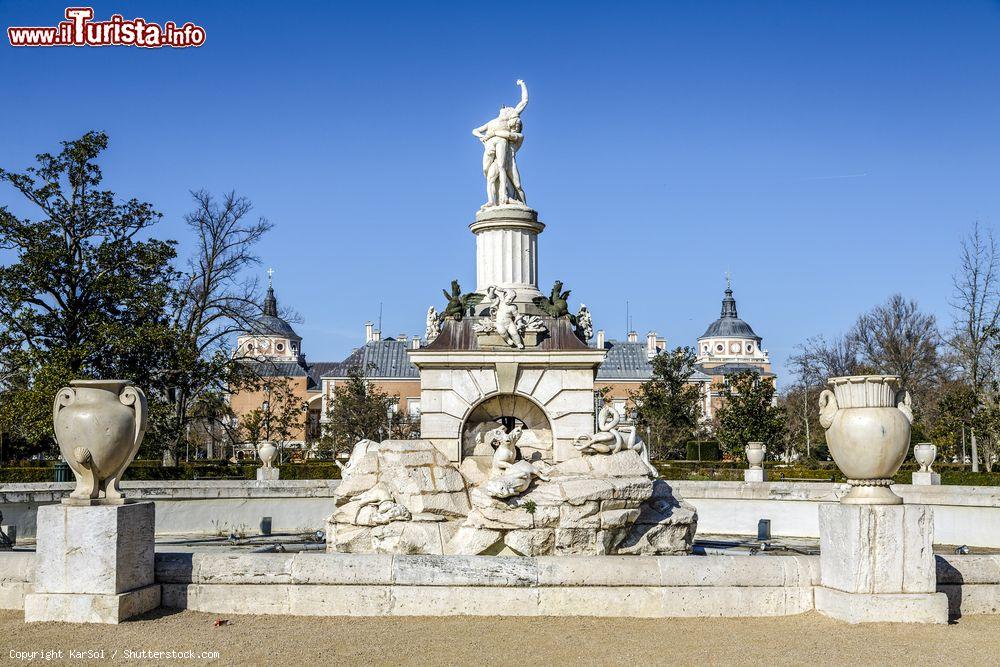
[747, 343, 754, 353]
[715, 343, 724, 353]
[276, 342, 285, 352]
[246, 342, 254, 351]
[407, 400, 421, 417]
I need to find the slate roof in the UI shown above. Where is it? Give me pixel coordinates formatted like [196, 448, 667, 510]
[240, 359, 318, 390]
[321, 338, 419, 379]
[596, 340, 712, 382]
[699, 287, 761, 342]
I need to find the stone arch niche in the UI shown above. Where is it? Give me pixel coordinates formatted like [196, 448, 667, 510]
[460, 394, 553, 462]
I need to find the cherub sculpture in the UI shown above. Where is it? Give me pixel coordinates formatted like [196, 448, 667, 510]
[481, 424, 549, 499]
[426, 306, 441, 342]
[477, 286, 525, 348]
[576, 304, 593, 342]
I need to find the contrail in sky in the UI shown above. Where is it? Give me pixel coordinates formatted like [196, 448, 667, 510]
[798, 172, 869, 181]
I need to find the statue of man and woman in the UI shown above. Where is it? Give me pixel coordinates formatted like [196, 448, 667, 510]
[473, 80, 528, 209]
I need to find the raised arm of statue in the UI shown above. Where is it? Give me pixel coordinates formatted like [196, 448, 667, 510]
[513, 79, 528, 115]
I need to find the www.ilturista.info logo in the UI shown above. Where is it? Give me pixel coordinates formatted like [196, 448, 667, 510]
[8, 7, 206, 48]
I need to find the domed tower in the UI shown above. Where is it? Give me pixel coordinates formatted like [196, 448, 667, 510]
[235, 278, 303, 362]
[696, 280, 770, 369]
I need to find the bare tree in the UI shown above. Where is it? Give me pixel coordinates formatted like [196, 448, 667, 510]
[848, 294, 944, 403]
[790, 335, 862, 385]
[162, 190, 273, 462]
[950, 223, 1000, 471]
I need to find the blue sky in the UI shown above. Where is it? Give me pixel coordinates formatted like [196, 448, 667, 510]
[2, 1, 999, 385]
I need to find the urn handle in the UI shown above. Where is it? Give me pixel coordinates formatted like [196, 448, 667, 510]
[818, 389, 838, 429]
[52, 386, 76, 439]
[896, 389, 913, 424]
[119, 385, 149, 455]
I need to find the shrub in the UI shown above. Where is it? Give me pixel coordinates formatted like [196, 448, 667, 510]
[685, 440, 721, 461]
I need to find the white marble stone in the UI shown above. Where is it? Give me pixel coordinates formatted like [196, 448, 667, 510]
[256, 467, 280, 481]
[25, 501, 158, 623]
[25, 585, 160, 624]
[32, 502, 155, 595]
[744, 469, 767, 483]
[814, 586, 947, 624]
[911, 471, 941, 486]
[817, 502, 947, 623]
[819, 503, 936, 594]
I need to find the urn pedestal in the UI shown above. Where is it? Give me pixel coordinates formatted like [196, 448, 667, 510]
[24, 502, 160, 624]
[815, 503, 947, 623]
[257, 467, 280, 481]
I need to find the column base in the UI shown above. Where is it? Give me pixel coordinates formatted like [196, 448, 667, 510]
[744, 469, 767, 482]
[25, 585, 161, 624]
[815, 586, 948, 624]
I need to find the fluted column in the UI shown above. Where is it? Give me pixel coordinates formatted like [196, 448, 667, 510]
[470, 206, 544, 302]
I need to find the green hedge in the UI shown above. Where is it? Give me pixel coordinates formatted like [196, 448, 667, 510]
[0, 462, 342, 483]
[685, 441, 721, 461]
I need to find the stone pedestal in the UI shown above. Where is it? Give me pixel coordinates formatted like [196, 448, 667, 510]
[744, 469, 767, 482]
[911, 471, 940, 486]
[257, 467, 280, 481]
[470, 206, 544, 306]
[815, 503, 947, 623]
[24, 502, 160, 624]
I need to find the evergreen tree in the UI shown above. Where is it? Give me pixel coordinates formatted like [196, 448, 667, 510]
[0, 132, 176, 454]
[325, 366, 398, 450]
[630, 347, 704, 459]
[715, 370, 786, 460]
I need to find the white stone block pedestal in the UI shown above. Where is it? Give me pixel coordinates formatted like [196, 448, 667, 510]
[911, 471, 940, 486]
[24, 502, 160, 624]
[815, 503, 947, 623]
[257, 467, 280, 481]
[744, 469, 767, 482]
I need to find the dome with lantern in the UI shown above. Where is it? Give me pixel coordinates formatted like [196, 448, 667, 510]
[696, 280, 769, 366]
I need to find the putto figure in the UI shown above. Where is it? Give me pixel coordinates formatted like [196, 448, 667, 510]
[473, 80, 528, 209]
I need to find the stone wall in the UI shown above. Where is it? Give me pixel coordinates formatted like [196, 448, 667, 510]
[1, 480, 339, 540]
[154, 552, 822, 618]
[3, 551, 998, 618]
[672, 481, 1000, 547]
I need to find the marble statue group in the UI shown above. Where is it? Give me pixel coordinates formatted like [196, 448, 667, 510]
[473, 80, 529, 209]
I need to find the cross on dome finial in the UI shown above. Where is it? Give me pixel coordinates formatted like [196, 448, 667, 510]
[725, 270, 731, 291]
[267, 267, 274, 287]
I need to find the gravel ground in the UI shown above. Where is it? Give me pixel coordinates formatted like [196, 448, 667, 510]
[4, 610, 1000, 666]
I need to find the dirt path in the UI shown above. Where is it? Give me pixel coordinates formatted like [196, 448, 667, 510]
[4, 609, 1000, 666]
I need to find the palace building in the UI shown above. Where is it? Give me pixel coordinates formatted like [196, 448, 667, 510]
[229, 279, 773, 448]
